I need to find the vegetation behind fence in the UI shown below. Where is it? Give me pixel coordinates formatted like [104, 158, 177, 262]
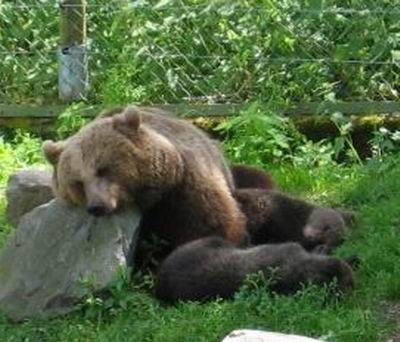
[1, 0, 400, 109]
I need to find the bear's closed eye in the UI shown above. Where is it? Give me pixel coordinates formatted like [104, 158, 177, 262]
[97, 167, 110, 178]
[73, 181, 84, 192]
[322, 225, 331, 232]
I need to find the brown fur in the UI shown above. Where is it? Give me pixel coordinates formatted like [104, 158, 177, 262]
[234, 189, 355, 252]
[43, 106, 247, 248]
[231, 164, 276, 190]
[155, 237, 355, 303]
[97, 106, 176, 119]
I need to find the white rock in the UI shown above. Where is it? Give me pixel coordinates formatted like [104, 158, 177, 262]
[6, 169, 54, 227]
[222, 329, 323, 342]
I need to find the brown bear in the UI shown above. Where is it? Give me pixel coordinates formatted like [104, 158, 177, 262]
[42, 106, 247, 249]
[97, 106, 176, 119]
[155, 237, 355, 303]
[230, 164, 276, 190]
[234, 189, 355, 253]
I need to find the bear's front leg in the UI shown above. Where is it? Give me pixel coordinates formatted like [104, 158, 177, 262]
[184, 177, 248, 246]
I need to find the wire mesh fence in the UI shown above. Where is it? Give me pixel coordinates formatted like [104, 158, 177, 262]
[1, 1, 400, 106]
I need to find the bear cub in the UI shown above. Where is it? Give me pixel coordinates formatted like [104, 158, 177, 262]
[155, 237, 355, 303]
[230, 164, 276, 190]
[234, 189, 355, 252]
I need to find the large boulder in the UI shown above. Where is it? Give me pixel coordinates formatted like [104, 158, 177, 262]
[0, 199, 141, 322]
[6, 169, 54, 227]
[222, 330, 323, 342]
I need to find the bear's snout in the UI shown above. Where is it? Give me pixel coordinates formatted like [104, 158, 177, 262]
[87, 205, 108, 217]
[84, 180, 118, 216]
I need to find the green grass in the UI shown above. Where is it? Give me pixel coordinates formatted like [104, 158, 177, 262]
[0, 136, 399, 341]
[0, 132, 46, 247]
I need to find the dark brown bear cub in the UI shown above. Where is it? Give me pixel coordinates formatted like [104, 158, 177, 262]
[234, 189, 355, 252]
[230, 164, 276, 190]
[155, 237, 354, 303]
[42, 106, 247, 248]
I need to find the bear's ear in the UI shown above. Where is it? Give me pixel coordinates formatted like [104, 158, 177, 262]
[98, 106, 125, 119]
[112, 106, 141, 137]
[42, 140, 64, 165]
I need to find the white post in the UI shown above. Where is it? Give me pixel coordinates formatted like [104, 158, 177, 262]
[58, 0, 88, 102]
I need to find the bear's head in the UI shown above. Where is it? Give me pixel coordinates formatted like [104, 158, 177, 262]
[302, 208, 355, 249]
[43, 106, 183, 216]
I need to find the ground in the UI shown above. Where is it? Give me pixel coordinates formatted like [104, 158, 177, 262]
[0, 137, 399, 342]
[385, 302, 400, 342]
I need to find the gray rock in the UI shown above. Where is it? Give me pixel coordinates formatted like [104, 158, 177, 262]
[222, 330, 323, 342]
[0, 199, 141, 322]
[6, 169, 54, 227]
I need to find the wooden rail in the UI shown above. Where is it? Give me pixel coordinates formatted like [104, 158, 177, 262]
[1, 102, 400, 120]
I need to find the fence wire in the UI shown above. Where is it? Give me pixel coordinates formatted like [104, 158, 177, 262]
[1, 1, 400, 105]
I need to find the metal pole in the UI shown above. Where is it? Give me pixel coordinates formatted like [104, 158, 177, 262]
[58, 0, 88, 102]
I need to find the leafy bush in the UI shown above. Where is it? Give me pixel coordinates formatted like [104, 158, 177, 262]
[330, 112, 363, 165]
[0, 131, 46, 246]
[56, 103, 90, 139]
[216, 102, 297, 166]
[216, 102, 346, 168]
[99, 62, 150, 105]
[2, 0, 400, 104]
[78, 267, 155, 322]
[90, 0, 400, 104]
[369, 127, 400, 160]
[0, 131, 45, 185]
[0, 1, 58, 104]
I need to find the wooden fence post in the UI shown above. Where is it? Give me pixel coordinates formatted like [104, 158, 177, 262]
[58, 0, 88, 102]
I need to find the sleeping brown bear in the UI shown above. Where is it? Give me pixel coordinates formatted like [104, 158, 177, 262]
[42, 106, 248, 250]
[155, 237, 355, 303]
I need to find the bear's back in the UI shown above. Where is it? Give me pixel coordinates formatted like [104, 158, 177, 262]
[142, 112, 215, 153]
[155, 238, 311, 302]
[155, 237, 252, 301]
[141, 111, 233, 187]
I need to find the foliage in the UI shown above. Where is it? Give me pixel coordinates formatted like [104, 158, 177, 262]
[56, 103, 90, 139]
[99, 62, 150, 105]
[217, 101, 400, 168]
[369, 127, 400, 161]
[0, 131, 46, 245]
[91, 0, 400, 104]
[0, 0, 58, 104]
[0, 131, 44, 185]
[235, 270, 279, 298]
[330, 112, 363, 165]
[2, 1, 400, 104]
[78, 267, 155, 323]
[216, 102, 298, 166]
[292, 139, 337, 167]
[217, 102, 343, 168]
